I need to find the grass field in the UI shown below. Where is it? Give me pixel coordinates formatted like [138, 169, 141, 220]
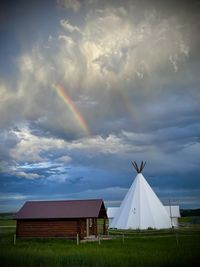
[0, 220, 200, 267]
[0, 219, 16, 226]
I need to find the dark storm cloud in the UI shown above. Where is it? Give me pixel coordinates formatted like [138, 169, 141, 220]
[1, 0, 199, 137]
[0, 0, 200, 211]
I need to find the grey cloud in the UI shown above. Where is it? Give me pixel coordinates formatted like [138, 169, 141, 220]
[1, 0, 199, 139]
[0, 130, 19, 160]
[15, 172, 40, 180]
[0, 0, 200, 211]
[57, 0, 81, 12]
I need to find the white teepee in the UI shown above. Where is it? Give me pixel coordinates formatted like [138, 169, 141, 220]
[110, 161, 172, 229]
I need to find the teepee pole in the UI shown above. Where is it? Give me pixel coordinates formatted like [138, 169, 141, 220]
[132, 161, 139, 173]
[132, 161, 146, 173]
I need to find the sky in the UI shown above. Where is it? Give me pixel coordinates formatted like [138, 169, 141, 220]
[0, 0, 200, 212]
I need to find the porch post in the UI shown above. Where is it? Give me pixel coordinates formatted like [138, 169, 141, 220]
[86, 218, 89, 237]
[103, 216, 106, 235]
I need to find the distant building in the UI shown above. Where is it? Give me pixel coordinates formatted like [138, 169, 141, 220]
[16, 199, 107, 239]
[107, 207, 119, 226]
[164, 205, 181, 228]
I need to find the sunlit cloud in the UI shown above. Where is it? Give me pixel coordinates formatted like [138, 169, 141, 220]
[0, 0, 199, 211]
[60, 19, 82, 34]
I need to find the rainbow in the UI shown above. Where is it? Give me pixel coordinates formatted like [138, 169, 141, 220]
[53, 84, 90, 135]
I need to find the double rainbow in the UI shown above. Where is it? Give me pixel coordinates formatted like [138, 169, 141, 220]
[53, 84, 90, 136]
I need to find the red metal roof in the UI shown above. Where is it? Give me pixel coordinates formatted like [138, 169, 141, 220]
[16, 199, 107, 219]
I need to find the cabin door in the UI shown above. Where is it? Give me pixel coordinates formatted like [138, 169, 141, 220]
[86, 218, 95, 236]
[79, 219, 92, 238]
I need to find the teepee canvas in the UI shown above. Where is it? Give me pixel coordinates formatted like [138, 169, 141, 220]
[110, 161, 172, 229]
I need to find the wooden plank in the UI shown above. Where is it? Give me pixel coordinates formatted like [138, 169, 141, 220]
[17, 219, 79, 238]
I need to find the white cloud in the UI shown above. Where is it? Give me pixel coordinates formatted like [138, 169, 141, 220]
[10, 127, 65, 162]
[8, 127, 135, 165]
[4, 125, 199, 179]
[20, 162, 56, 170]
[169, 54, 178, 72]
[47, 173, 68, 183]
[60, 20, 82, 34]
[57, 155, 72, 163]
[57, 186, 129, 201]
[0, 1, 199, 213]
[0, 4, 198, 176]
[66, 134, 136, 154]
[81, 7, 189, 78]
[16, 171, 40, 180]
[0, 4, 193, 139]
[57, 0, 81, 12]
[0, 193, 28, 201]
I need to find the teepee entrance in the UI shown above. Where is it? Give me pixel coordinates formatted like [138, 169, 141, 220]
[110, 161, 172, 229]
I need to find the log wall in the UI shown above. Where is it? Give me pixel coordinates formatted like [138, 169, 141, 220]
[16, 219, 79, 238]
[16, 218, 100, 239]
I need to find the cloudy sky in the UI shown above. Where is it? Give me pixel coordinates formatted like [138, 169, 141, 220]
[0, 0, 200, 212]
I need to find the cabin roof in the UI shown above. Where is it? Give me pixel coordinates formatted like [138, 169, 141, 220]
[16, 199, 107, 219]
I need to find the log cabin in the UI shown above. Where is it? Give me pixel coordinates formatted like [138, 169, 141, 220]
[16, 199, 107, 239]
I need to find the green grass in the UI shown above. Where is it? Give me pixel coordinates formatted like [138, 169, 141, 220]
[0, 212, 15, 220]
[179, 216, 200, 225]
[0, 221, 200, 267]
[0, 219, 16, 226]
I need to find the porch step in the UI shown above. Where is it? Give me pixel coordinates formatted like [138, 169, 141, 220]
[84, 235, 96, 240]
[81, 235, 112, 243]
